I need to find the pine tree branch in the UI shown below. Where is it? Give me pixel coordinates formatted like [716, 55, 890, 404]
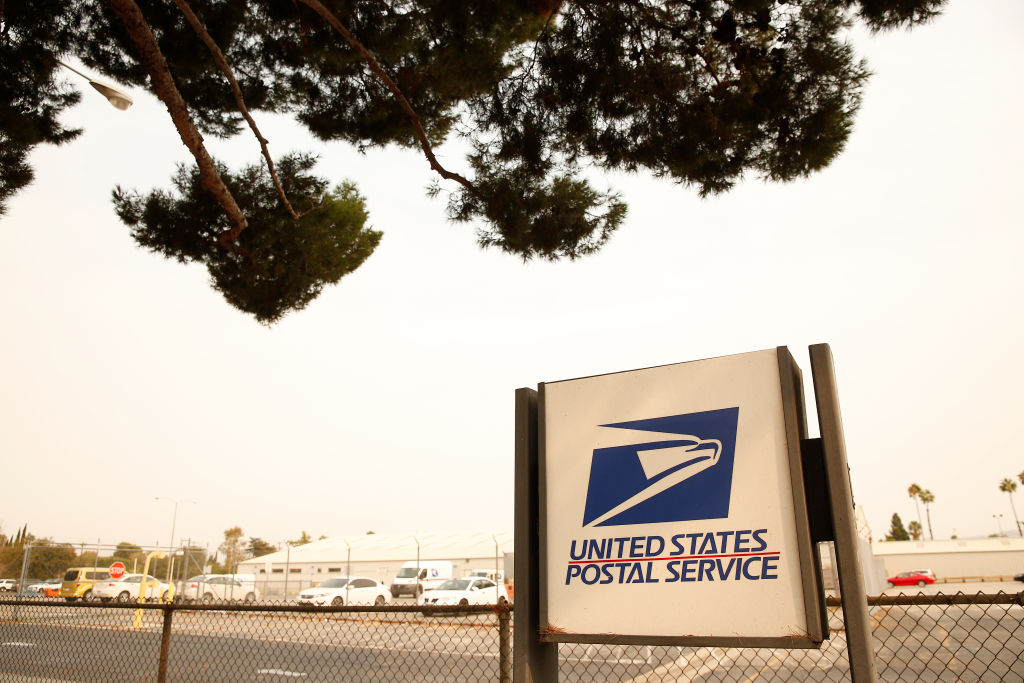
[104, 0, 248, 252]
[612, 0, 724, 87]
[296, 0, 478, 195]
[504, 3, 560, 109]
[170, 0, 316, 220]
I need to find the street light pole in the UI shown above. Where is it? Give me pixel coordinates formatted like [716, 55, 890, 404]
[413, 536, 421, 599]
[155, 497, 195, 580]
[993, 514, 1005, 537]
[344, 537, 351, 605]
[492, 533, 502, 604]
[57, 60, 134, 110]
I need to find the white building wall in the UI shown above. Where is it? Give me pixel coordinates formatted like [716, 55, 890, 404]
[872, 537, 1024, 580]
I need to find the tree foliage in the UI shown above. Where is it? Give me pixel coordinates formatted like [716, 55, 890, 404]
[907, 481, 924, 530]
[884, 513, 910, 541]
[918, 488, 934, 540]
[180, 545, 209, 577]
[0, 1, 83, 215]
[999, 477, 1022, 537]
[289, 531, 313, 547]
[247, 537, 277, 559]
[218, 526, 246, 573]
[0, 536, 76, 580]
[27, 542, 78, 579]
[113, 541, 143, 561]
[113, 153, 380, 323]
[0, 0, 945, 321]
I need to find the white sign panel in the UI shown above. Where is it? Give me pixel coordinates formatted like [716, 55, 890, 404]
[541, 348, 822, 644]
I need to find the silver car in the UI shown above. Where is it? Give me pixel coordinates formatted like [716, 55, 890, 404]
[180, 575, 259, 603]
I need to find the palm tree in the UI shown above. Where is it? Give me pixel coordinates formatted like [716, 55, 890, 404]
[1018, 470, 1024, 487]
[919, 489, 935, 540]
[999, 478, 1022, 537]
[908, 483, 923, 530]
[907, 520, 923, 541]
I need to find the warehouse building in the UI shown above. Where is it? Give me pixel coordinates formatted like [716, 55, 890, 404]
[871, 536, 1024, 582]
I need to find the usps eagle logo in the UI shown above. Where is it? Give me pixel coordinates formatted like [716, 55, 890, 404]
[582, 407, 740, 527]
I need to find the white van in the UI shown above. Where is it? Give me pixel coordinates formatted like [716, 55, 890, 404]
[390, 560, 453, 597]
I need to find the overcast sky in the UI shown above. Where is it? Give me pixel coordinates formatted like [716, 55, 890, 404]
[1, 0, 1021, 557]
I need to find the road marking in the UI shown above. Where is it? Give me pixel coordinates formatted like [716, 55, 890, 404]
[1, 642, 37, 647]
[255, 669, 307, 678]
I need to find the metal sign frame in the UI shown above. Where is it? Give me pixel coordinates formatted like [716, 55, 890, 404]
[533, 347, 826, 648]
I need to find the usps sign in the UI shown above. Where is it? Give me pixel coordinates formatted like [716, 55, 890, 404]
[540, 348, 824, 646]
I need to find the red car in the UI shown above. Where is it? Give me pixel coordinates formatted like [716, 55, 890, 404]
[887, 571, 935, 588]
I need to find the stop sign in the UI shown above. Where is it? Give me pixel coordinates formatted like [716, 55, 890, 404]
[109, 562, 126, 579]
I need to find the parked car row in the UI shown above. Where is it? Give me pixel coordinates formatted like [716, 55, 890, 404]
[0, 578, 62, 596]
[4, 571, 265, 603]
[1, 570, 136, 600]
[8, 565, 515, 607]
[291, 572, 511, 608]
[60, 567, 122, 602]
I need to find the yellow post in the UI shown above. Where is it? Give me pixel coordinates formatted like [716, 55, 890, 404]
[133, 550, 165, 629]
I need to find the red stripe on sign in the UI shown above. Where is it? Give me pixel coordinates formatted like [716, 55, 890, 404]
[567, 551, 781, 565]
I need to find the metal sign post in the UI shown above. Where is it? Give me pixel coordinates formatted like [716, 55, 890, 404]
[513, 388, 559, 683]
[809, 344, 878, 682]
[513, 345, 877, 682]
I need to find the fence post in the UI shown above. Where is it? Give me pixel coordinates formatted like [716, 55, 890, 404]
[158, 605, 174, 683]
[284, 543, 291, 600]
[499, 606, 512, 683]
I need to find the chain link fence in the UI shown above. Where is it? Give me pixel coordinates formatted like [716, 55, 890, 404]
[2, 592, 1022, 681]
[555, 592, 1024, 682]
[0, 599, 511, 682]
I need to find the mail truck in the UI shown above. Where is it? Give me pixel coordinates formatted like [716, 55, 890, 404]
[390, 560, 453, 597]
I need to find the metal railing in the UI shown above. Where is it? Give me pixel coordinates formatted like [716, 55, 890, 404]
[2, 592, 1022, 681]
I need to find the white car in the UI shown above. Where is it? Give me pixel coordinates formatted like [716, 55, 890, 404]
[93, 574, 172, 603]
[180, 575, 259, 603]
[0, 579, 17, 592]
[419, 577, 509, 606]
[296, 577, 389, 606]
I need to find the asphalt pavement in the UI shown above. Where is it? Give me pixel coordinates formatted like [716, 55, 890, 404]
[2, 583, 1023, 681]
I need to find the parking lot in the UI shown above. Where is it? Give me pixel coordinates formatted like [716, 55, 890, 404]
[2, 584, 1023, 681]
